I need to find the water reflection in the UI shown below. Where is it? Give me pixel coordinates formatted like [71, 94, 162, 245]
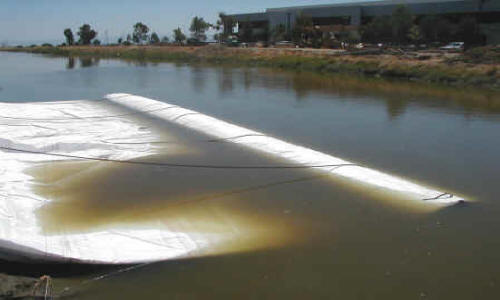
[66, 57, 75, 69]
[57, 56, 500, 120]
[65, 56, 101, 69]
[385, 98, 408, 120]
[125, 60, 159, 67]
[217, 67, 234, 94]
[287, 72, 500, 118]
[76, 57, 100, 68]
[190, 65, 206, 92]
[185, 65, 499, 119]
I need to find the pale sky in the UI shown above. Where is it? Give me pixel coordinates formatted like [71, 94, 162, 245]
[0, 0, 377, 45]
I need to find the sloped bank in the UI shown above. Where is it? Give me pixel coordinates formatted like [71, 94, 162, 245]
[3, 45, 499, 90]
[0, 273, 37, 299]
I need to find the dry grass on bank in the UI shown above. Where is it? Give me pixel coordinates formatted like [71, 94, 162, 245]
[3, 45, 499, 90]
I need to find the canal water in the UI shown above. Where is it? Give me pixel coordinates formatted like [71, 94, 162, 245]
[1, 51, 500, 299]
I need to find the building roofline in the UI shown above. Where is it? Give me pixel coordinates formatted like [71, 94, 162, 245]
[266, 0, 468, 12]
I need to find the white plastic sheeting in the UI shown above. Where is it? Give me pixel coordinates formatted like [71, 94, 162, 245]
[0, 100, 208, 264]
[106, 94, 465, 206]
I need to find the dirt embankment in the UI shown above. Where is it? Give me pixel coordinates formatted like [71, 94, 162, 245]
[0, 273, 66, 299]
[3, 45, 500, 90]
[0, 273, 37, 299]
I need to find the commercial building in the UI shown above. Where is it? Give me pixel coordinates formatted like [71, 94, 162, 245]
[228, 0, 500, 44]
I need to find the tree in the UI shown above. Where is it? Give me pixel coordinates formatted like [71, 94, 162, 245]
[63, 28, 74, 46]
[407, 24, 423, 44]
[173, 27, 186, 44]
[360, 5, 413, 44]
[121, 34, 132, 46]
[93, 39, 101, 46]
[418, 16, 439, 42]
[361, 17, 392, 43]
[346, 30, 361, 44]
[419, 16, 454, 43]
[291, 12, 323, 48]
[214, 12, 236, 42]
[77, 24, 97, 45]
[133, 22, 150, 44]
[239, 20, 254, 42]
[161, 36, 170, 43]
[118, 37, 123, 44]
[261, 25, 271, 43]
[213, 33, 221, 43]
[189, 16, 211, 41]
[457, 16, 483, 49]
[292, 12, 314, 46]
[150, 32, 160, 44]
[391, 5, 414, 44]
[435, 18, 455, 43]
[271, 24, 287, 42]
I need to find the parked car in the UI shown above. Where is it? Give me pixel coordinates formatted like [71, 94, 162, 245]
[224, 35, 240, 47]
[186, 38, 207, 46]
[440, 42, 464, 51]
[354, 43, 364, 49]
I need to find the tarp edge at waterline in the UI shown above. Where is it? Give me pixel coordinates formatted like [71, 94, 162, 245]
[0, 99, 206, 264]
[105, 93, 466, 206]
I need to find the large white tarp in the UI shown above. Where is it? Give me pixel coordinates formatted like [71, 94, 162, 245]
[0, 94, 465, 264]
[0, 100, 217, 264]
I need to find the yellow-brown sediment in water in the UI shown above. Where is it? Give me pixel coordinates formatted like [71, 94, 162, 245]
[28, 159, 301, 257]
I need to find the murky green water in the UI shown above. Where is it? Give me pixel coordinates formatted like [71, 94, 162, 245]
[1, 52, 500, 299]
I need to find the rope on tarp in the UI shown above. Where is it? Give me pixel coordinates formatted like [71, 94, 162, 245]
[32, 275, 53, 300]
[0, 105, 179, 121]
[0, 125, 265, 146]
[423, 193, 456, 201]
[58, 262, 156, 297]
[0, 145, 358, 170]
[0, 145, 459, 202]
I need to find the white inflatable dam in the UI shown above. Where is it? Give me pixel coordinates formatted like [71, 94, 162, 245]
[106, 94, 465, 206]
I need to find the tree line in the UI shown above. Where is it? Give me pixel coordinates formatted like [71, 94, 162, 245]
[60, 6, 484, 49]
[360, 6, 484, 48]
[62, 13, 234, 46]
[64, 24, 98, 45]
